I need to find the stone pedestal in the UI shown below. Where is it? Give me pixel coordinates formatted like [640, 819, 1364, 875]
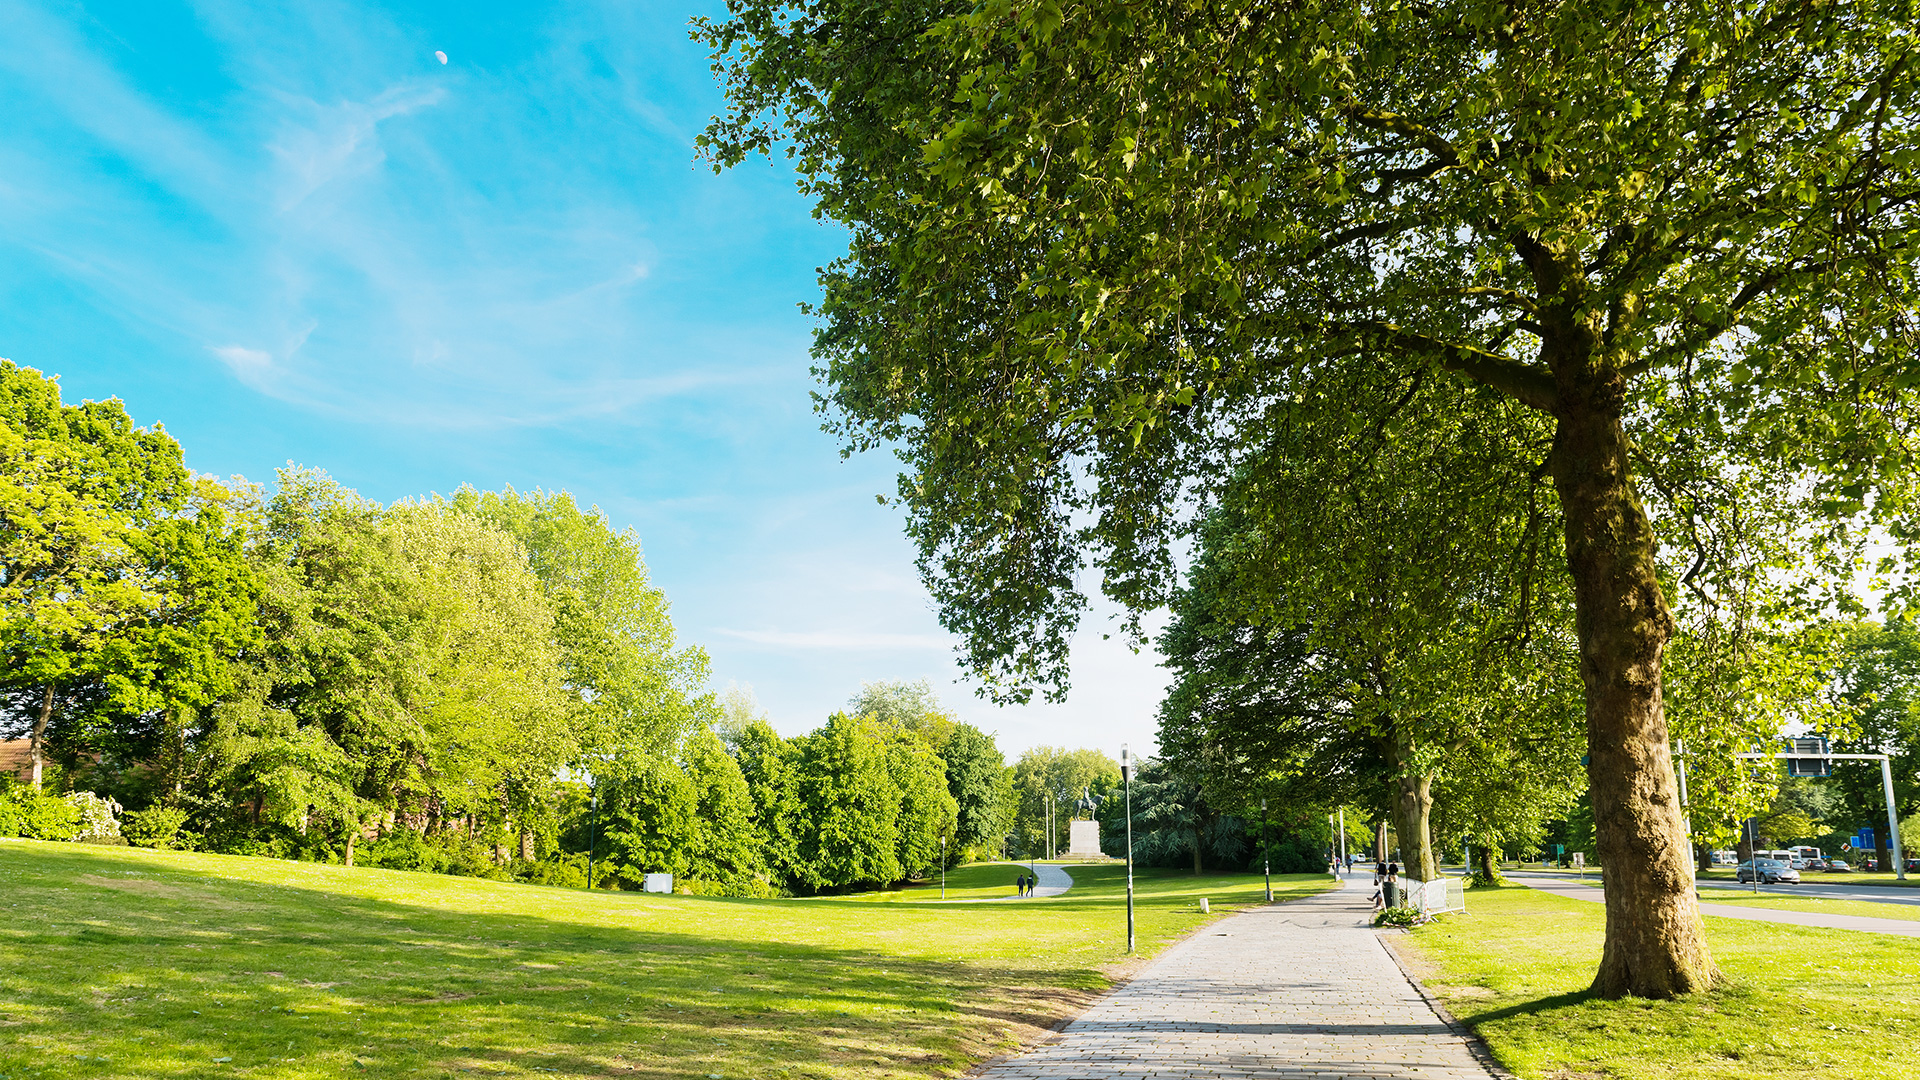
[1068, 819, 1101, 856]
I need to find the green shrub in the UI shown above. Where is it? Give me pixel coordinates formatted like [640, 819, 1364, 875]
[360, 830, 449, 873]
[122, 806, 191, 848]
[1374, 906, 1420, 928]
[0, 780, 85, 841]
[680, 876, 783, 898]
[522, 854, 588, 889]
[23, 794, 82, 840]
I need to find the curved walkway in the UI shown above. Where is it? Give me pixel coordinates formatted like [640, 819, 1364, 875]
[957, 863, 1075, 903]
[972, 873, 1496, 1079]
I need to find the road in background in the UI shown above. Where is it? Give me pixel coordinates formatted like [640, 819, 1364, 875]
[1507, 872, 1920, 937]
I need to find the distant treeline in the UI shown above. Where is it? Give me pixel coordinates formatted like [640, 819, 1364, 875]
[0, 362, 1031, 893]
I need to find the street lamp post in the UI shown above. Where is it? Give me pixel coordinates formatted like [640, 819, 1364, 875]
[1261, 797, 1271, 902]
[1122, 744, 1135, 953]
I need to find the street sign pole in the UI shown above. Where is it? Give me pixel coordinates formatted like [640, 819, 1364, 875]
[1883, 757, 1906, 882]
[1737, 750, 1903, 881]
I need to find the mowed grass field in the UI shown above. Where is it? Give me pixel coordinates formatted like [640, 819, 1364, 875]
[0, 841, 1330, 1080]
[1400, 884, 1920, 1079]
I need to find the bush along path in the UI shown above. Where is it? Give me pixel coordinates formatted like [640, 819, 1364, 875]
[972, 872, 1496, 1080]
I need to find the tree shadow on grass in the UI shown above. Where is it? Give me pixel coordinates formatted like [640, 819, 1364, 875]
[0, 843, 1100, 1080]
[1454, 989, 1595, 1025]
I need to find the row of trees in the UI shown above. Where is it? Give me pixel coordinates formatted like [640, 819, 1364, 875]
[0, 364, 1033, 893]
[0, 356, 714, 871]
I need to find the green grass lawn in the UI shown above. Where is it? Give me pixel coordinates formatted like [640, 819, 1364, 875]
[1692, 890, 1920, 922]
[0, 840, 1328, 1080]
[1401, 884, 1920, 1079]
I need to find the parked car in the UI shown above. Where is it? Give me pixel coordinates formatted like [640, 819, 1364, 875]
[1862, 857, 1879, 871]
[1799, 858, 1828, 871]
[1823, 858, 1853, 872]
[1736, 859, 1801, 884]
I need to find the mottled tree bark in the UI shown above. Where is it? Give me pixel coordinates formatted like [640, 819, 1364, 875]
[1387, 734, 1437, 882]
[1476, 843, 1499, 881]
[1549, 367, 1716, 998]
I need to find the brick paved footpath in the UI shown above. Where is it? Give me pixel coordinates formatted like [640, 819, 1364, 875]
[973, 874, 1497, 1080]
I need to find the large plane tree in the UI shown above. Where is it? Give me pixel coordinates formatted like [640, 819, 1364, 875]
[700, 0, 1920, 996]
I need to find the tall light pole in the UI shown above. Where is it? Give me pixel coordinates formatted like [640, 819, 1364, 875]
[1121, 744, 1135, 953]
[1261, 797, 1271, 902]
[1338, 807, 1347, 871]
[941, 834, 948, 900]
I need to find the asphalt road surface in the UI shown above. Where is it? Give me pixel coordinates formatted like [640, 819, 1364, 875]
[1504, 867, 1920, 908]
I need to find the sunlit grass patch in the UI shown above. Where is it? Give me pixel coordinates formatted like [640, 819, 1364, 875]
[0, 841, 1330, 1079]
[1402, 884, 1920, 1079]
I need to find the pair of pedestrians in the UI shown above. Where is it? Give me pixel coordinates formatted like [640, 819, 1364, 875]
[1013, 871, 1036, 897]
[1371, 861, 1401, 911]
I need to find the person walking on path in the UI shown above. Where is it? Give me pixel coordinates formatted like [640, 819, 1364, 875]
[968, 876, 1498, 1080]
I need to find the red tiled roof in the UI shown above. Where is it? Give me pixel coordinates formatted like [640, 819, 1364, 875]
[0, 740, 33, 782]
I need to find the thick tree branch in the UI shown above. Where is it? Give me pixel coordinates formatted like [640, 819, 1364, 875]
[1346, 321, 1556, 411]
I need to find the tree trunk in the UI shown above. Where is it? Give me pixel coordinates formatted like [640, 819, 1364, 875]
[1736, 826, 1754, 864]
[1476, 842, 1499, 881]
[1549, 377, 1716, 999]
[1695, 842, 1712, 874]
[1389, 773, 1436, 882]
[1191, 827, 1204, 874]
[344, 829, 356, 868]
[1874, 833, 1890, 874]
[519, 826, 535, 861]
[29, 685, 53, 791]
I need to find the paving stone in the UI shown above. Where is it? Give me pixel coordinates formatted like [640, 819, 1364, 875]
[972, 876, 1495, 1080]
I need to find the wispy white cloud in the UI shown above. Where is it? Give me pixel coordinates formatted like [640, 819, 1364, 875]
[269, 84, 447, 211]
[211, 345, 272, 377]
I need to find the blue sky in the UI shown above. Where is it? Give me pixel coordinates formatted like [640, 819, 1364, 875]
[0, 0, 1169, 757]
